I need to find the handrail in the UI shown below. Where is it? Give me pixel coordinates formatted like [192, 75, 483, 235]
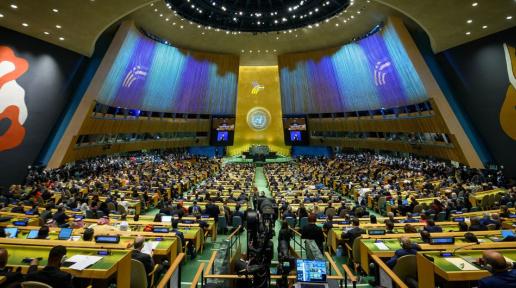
[342, 264, 357, 288]
[289, 226, 304, 258]
[325, 252, 343, 279]
[370, 254, 409, 288]
[227, 225, 242, 240]
[156, 253, 185, 288]
[204, 251, 218, 277]
[190, 262, 205, 288]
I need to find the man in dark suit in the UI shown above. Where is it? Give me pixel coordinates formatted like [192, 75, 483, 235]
[53, 206, 70, 227]
[423, 219, 443, 233]
[0, 248, 23, 287]
[25, 245, 73, 287]
[341, 218, 366, 247]
[385, 237, 421, 267]
[301, 213, 325, 252]
[469, 217, 488, 231]
[204, 200, 220, 222]
[479, 250, 516, 288]
[132, 236, 154, 279]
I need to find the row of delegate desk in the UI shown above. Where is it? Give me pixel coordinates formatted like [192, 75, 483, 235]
[0, 224, 182, 288]
[355, 230, 516, 288]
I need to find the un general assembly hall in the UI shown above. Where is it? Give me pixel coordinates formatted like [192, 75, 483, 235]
[0, 0, 515, 288]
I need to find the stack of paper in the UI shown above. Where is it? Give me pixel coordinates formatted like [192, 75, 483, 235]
[66, 255, 103, 271]
[374, 242, 389, 250]
[445, 257, 479, 271]
[142, 241, 160, 255]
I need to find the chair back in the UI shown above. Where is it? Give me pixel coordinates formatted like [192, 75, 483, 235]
[85, 210, 94, 219]
[299, 217, 309, 230]
[437, 211, 447, 222]
[285, 217, 296, 227]
[118, 205, 127, 215]
[131, 259, 148, 288]
[413, 205, 423, 213]
[217, 215, 227, 233]
[487, 223, 496, 230]
[393, 255, 417, 284]
[107, 202, 116, 212]
[21, 282, 53, 288]
[232, 216, 242, 229]
[352, 236, 362, 264]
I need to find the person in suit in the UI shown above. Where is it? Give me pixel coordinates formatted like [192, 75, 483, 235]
[132, 236, 155, 280]
[423, 219, 443, 233]
[53, 206, 70, 227]
[341, 218, 366, 247]
[0, 248, 23, 287]
[385, 237, 421, 267]
[478, 250, 516, 288]
[25, 245, 73, 287]
[233, 204, 245, 222]
[385, 220, 396, 234]
[469, 217, 488, 231]
[300, 213, 325, 252]
[204, 200, 220, 222]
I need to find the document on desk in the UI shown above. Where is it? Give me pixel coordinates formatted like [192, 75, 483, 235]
[66, 255, 103, 271]
[374, 242, 390, 250]
[445, 257, 479, 271]
[142, 241, 160, 255]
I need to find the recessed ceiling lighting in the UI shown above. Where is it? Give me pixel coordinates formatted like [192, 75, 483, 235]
[465, 31, 471, 35]
[472, 2, 478, 6]
[467, 19, 473, 23]
[180, 25, 184, 29]
[0, 13, 4, 18]
[56, 24, 61, 28]
[507, 16, 513, 20]
[482, 25, 488, 29]
[10, 4, 18, 9]
[59, 37, 64, 41]
[22, 22, 28, 27]
[52, 8, 59, 13]
[44, 31, 50, 35]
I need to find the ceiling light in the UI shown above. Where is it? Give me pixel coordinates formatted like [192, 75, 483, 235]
[0, 13, 3, 18]
[10, 4, 17, 9]
[44, 31, 50, 35]
[465, 32, 471, 35]
[467, 19, 472, 23]
[180, 25, 184, 29]
[507, 16, 513, 20]
[59, 37, 64, 41]
[56, 24, 61, 28]
[335, 23, 339, 27]
[472, 2, 478, 6]
[22, 22, 28, 27]
[482, 25, 487, 29]
[52, 8, 58, 13]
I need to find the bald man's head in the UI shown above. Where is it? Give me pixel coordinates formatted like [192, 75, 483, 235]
[483, 250, 509, 272]
[400, 237, 412, 249]
[134, 236, 145, 250]
[0, 248, 7, 268]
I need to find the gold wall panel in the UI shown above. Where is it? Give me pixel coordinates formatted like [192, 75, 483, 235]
[228, 66, 289, 156]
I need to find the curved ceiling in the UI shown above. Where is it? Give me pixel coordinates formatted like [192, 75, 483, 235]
[165, 0, 350, 32]
[0, 0, 514, 65]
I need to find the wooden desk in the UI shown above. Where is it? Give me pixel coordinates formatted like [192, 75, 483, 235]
[417, 249, 516, 288]
[3, 244, 132, 287]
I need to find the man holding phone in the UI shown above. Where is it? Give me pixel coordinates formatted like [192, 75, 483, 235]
[25, 245, 73, 287]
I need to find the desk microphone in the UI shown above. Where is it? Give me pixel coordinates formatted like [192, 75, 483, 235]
[452, 242, 478, 255]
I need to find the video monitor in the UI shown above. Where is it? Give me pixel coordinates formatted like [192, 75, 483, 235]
[161, 216, 172, 223]
[26, 229, 39, 239]
[12, 220, 28, 226]
[430, 237, 455, 245]
[216, 131, 229, 142]
[210, 117, 235, 146]
[58, 228, 73, 240]
[153, 227, 169, 233]
[4, 227, 18, 238]
[453, 217, 465, 222]
[95, 235, 120, 244]
[502, 230, 515, 238]
[283, 116, 308, 146]
[296, 259, 327, 283]
[368, 229, 386, 235]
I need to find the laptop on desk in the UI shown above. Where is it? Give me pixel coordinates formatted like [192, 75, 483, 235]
[294, 259, 329, 288]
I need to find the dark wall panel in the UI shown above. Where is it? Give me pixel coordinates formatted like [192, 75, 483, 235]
[435, 27, 516, 177]
[0, 26, 86, 187]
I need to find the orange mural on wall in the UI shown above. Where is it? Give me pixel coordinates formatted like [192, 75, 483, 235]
[501, 44, 516, 141]
[0, 46, 29, 151]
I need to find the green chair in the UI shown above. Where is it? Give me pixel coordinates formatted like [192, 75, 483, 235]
[131, 259, 149, 288]
[393, 255, 418, 288]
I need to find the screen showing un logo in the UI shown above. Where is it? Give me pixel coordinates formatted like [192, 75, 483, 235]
[247, 107, 271, 131]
